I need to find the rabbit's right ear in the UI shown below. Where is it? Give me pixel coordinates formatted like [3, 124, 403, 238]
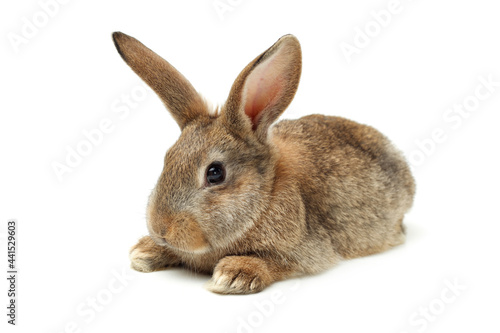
[112, 32, 207, 129]
[223, 35, 302, 143]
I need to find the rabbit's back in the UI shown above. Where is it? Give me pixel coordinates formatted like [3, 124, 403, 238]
[272, 114, 415, 260]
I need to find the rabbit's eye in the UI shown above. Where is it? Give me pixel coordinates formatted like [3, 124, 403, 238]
[206, 162, 225, 185]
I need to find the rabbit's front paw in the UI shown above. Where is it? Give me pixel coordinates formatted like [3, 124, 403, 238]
[129, 247, 162, 273]
[206, 256, 274, 294]
[129, 236, 180, 273]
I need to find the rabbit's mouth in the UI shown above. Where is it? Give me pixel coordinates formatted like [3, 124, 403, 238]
[156, 235, 210, 255]
[148, 212, 210, 254]
[153, 237, 168, 246]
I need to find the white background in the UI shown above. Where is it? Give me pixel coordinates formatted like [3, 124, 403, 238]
[1, 0, 499, 332]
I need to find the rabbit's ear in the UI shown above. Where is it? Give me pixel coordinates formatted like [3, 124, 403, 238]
[112, 32, 207, 129]
[223, 35, 301, 142]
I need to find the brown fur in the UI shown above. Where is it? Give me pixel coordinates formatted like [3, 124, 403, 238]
[113, 32, 415, 294]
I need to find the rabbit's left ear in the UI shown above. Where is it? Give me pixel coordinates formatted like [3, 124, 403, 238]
[223, 35, 302, 142]
[112, 32, 207, 129]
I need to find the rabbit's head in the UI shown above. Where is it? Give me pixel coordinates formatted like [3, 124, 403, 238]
[112, 32, 301, 253]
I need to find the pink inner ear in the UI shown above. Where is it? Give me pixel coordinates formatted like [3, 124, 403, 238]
[243, 55, 284, 129]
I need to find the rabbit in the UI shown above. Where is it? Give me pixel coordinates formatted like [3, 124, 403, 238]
[112, 32, 415, 294]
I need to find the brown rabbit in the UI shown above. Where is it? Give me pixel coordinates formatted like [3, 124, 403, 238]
[112, 32, 415, 294]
